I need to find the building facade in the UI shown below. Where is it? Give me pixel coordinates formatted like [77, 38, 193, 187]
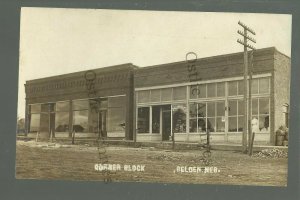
[24, 47, 290, 146]
[25, 64, 137, 140]
[134, 47, 290, 145]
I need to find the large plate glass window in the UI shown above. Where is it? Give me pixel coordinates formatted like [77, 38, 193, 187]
[216, 101, 225, 132]
[252, 98, 270, 133]
[228, 100, 244, 132]
[29, 104, 41, 132]
[29, 113, 40, 132]
[72, 99, 89, 133]
[55, 101, 70, 132]
[88, 99, 100, 134]
[207, 102, 215, 132]
[197, 102, 206, 132]
[107, 96, 126, 137]
[189, 103, 197, 132]
[189, 102, 207, 133]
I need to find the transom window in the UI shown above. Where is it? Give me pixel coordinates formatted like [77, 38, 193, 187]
[137, 86, 186, 104]
[228, 77, 270, 97]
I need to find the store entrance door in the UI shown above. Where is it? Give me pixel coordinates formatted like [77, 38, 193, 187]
[162, 105, 171, 141]
[99, 110, 107, 138]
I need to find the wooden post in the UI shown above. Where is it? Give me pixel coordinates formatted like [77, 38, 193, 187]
[249, 132, 255, 156]
[50, 130, 52, 142]
[242, 28, 249, 153]
[171, 106, 174, 150]
[72, 130, 75, 144]
[25, 102, 29, 137]
[171, 114, 175, 150]
[207, 129, 210, 148]
[68, 100, 73, 138]
[133, 89, 137, 145]
[35, 131, 39, 142]
[172, 132, 175, 150]
[248, 50, 254, 152]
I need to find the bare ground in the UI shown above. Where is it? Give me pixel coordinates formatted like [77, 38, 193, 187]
[15, 140, 288, 186]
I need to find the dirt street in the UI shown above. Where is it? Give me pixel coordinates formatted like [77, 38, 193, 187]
[15, 141, 287, 186]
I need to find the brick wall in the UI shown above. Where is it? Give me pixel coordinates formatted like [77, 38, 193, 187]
[25, 64, 136, 104]
[135, 47, 276, 88]
[273, 50, 291, 144]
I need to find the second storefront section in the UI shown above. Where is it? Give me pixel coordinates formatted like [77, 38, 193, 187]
[136, 75, 271, 144]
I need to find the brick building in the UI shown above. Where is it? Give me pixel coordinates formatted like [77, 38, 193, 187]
[25, 64, 137, 140]
[24, 47, 290, 145]
[134, 47, 290, 145]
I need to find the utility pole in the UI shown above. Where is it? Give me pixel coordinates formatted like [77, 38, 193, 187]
[237, 21, 256, 153]
[248, 50, 254, 156]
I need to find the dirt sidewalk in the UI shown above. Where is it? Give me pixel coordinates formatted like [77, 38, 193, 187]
[16, 141, 288, 186]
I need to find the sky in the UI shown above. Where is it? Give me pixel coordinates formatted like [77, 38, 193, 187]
[17, 7, 292, 118]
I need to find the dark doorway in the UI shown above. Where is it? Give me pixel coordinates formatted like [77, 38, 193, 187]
[99, 110, 107, 138]
[50, 112, 55, 137]
[162, 105, 171, 141]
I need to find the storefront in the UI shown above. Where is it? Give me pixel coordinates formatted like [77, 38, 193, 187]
[25, 64, 136, 140]
[24, 47, 290, 146]
[134, 47, 290, 145]
[135, 75, 271, 144]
